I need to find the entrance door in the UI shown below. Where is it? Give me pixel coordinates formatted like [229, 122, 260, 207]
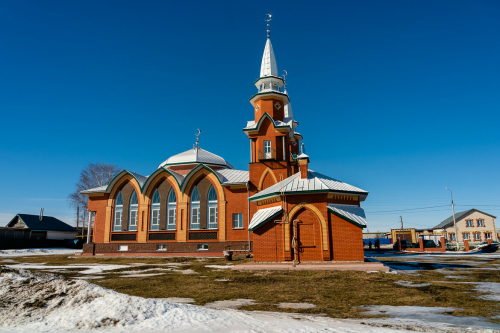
[295, 219, 322, 261]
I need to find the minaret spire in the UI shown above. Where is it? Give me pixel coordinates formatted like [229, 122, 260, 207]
[260, 14, 278, 78]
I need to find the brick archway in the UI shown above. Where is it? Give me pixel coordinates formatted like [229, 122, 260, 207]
[285, 203, 328, 254]
[258, 167, 278, 191]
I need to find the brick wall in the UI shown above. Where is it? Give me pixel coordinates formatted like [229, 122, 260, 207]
[329, 212, 364, 261]
[224, 186, 252, 242]
[84, 241, 250, 254]
[88, 194, 109, 244]
[252, 211, 285, 261]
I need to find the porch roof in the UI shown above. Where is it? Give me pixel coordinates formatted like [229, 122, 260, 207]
[249, 206, 283, 231]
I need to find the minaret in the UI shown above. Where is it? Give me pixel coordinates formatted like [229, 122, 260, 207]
[244, 15, 302, 193]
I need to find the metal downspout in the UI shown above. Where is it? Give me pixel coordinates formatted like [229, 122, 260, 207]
[246, 182, 251, 254]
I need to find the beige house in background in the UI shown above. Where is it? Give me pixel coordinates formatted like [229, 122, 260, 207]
[433, 209, 498, 244]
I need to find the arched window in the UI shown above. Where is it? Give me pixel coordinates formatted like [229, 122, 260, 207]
[150, 189, 160, 231]
[207, 186, 218, 229]
[167, 189, 176, 230]
[113, 192, 123, 232]
[190, 187, 200, 229]
[129, 191, 138, 231]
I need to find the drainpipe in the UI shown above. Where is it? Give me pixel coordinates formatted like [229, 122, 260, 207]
[246, 182, 251, 254]
[86, 211, 92, 244]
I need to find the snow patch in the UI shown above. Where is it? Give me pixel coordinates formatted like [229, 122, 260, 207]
[158, 297, 195, 304]
[205, 265, 233, 269]
[0, 248, 82, 257]
[204, 299, 257, 309]
[277, 303, 317, 309]
[394, 281, 431, 288]
[358, 305, 500, 331]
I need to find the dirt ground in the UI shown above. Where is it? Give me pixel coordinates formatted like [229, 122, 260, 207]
[1, 251, 499, 324]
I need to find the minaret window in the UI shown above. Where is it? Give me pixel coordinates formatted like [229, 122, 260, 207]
[190, 187, 200, 229]
[129, 191, 138, 231]
[167, 189, 176, 230]
[113, 192, 123, 232]
[207, 186, 218, 229]
[150, 189, 160, 230]
[264, 140, 272, 159]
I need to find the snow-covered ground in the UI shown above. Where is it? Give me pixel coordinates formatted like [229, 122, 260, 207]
[0, 248, 82, 257]
[0, 267, 417, 333]
[1, 266, 499, 333]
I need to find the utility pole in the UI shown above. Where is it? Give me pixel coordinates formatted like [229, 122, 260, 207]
[446, 188, 460, 251]
[399, 216, 403, 250]
[76, 206, 79, 235]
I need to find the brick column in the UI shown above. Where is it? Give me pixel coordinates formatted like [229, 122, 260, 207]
[440, 237, 446, 250]
[219, 200, 226, 242]
[487, 239, 492, 245]
[103, 206, 112, 243]
[464, 240, 469, 252]
[418, 238, 424, 252]
[137, 204, 149, 243]
[177, 202, 188, 242]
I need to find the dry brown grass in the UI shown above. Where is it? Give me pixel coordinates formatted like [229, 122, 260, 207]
[2, 254, 499, 321]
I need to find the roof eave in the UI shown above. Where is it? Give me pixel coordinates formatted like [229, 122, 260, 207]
[249, 91, 290, 107]
[328, 209, 367, 229]
[250, 189, 368, 202]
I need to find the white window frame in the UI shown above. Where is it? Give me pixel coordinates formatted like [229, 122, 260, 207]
[151, 190, 160, 231]
[190, 187, 201, 230]
[264, 140, 272, 159]
[477, 219, 484, 227]
[190, 204, 200, 229]
[450, 233, 456, 241]
[463, 233, 470, 240]
[114, 193, 123, 232]
[233, 213, 243, 229]
[466, 220, 473, 227]
[129, 192, 138, 231]
[167, 205, 176, 230]
[167, 190, 177, 230]
[474, 232, 481, 241]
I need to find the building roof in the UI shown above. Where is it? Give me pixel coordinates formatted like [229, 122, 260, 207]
[249, 170, 368, 202]
[260, 38, 278, 77]
[7, 214, 77, 232]
[79, 169, 149, 195]
[244, 113, 293, 132]
[215, 168, 249, 184]
[248, 205, 283, 231]
[432, 209, 497, 229]
[80, 165, 249, 195]
[158, 147, 234, 169]
[327, 204, 367, 228]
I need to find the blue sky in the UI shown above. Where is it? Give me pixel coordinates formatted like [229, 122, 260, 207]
[1, 0, 499, 231]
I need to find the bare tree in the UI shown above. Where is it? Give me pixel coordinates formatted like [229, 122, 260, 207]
[68, 162, 121, 231]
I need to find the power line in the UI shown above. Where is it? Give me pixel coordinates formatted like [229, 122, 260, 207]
[366, 205, 449, 213]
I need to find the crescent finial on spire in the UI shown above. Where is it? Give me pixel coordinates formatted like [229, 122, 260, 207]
[265, 14, 272, 38]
